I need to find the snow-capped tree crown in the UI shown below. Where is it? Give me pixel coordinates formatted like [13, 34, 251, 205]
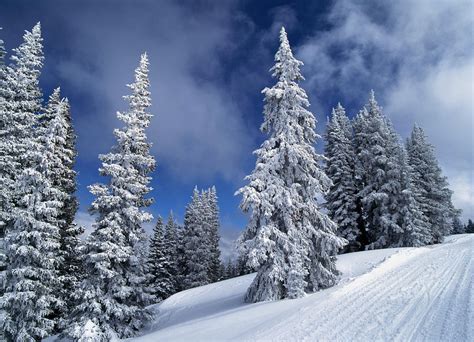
[0, 28, 5, 66]
[270, 27, 304, 82]
[9, 22, 43, 102]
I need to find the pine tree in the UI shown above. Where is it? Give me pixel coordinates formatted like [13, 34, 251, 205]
[183, 188, 210, 289]
[451, 209, 464, 234]
[39, 89, 84, 320]
[0, 27, 8, 296]
[353, 91, 402, 249]
[237, 28, 345, 303]
[406, 125, 454, 243]
[0, 24, 43, 290]
[204, 187, 221, 282]
[397, 145, 431, 246]
[174, 224, 187, 292]
[0, 23, 64, 341]
[465, 219, 474, 234]
[163, 211, 179, 294]
[66, 53, 155, 340]
[324, 103, 359, 251]
[224, 259, 236, 279]
[147, 217, 174, 302]
[2, 133, 64, 341]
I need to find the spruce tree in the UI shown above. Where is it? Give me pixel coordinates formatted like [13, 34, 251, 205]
[183, 188, 210, 289]
[163, 211, 179, 294]
[66, 53, 155, 340]
[0, 27, 8, 296]
[237, 27, 345, 302]
[353, 91, 401, 249]
[147, 217, 174, 302]
[406, 125, 454, 243]
[465, 219, 474, 233]
[205, 187, 221, 282]
[0, 23, 43, 286]
[224, 259, 236, 279]
[0, 23, 64, 341]
[2, 124, 65, 341]
[451, 209, 464, 234]
[40, 89, 84, 319]
[324, 103, 359, 251]
[397, 144, 431, 246]
[174, 224, 187, 292]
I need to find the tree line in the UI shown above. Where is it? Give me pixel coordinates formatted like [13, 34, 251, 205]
[234, 27, 465, 304]
[0, 23, 223, 341]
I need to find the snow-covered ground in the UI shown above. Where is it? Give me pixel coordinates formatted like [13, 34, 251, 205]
[129, 234, 473, 341]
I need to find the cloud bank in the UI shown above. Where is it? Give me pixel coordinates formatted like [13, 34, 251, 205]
[45, 0, 252, 183]
[297, 0, 473, 220]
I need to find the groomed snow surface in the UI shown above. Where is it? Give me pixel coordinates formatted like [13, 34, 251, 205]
[129, 234, 473, 342]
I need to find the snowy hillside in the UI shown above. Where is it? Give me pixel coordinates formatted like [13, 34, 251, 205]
[130, 234, 473, 341]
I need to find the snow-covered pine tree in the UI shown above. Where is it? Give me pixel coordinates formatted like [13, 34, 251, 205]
[183, 188, 210, 289]
[236, 27, 345, 303]
[397, 144, 432, 247]
[324, 103, 359, 251]
[451, 209, 464, 234]
[174, 224, 187, 292]
[0, 23, 64, 341]
[353, 91, 401, 249]
[0, 23, 43, 285]
[39, 89, 84, 320]
[66, 53, 155, 340]
[0, 27, 8, 295]
[147, 216, 174, 302]
[224, 259, 236, 279]
[406, 125, 454, 243]
[2, 123, 66, 342]
[163, 211, 179, 294]
[465, 219, 474, 233]
[205, 186, 221, 282]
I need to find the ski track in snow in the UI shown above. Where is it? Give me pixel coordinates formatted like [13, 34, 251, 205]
[130, 234, 473, 342]
[256, 235, 473, 342]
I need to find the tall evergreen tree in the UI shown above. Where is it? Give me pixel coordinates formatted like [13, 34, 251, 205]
[451, 209, 464, 234]
[237, 27, 345, 303]
[174, 224, 187, 292]
[0, 27, 8, 296]
[147, 217, 174, 302]
[324, 103, 359, 251]
[353, 91, 401, 249]
[204, 187, 221, 282]
[465, 219, 474, 234]
[0, 23, 64, 341]
[406, 125, 454, 243]
[0, 23, 43, 286]
[183, 188, 210, 289]
[397, 144, 431, 246]
[66, 53, 155, 340]
[39, 89, 84, 320]
[163, 211, 179, 293]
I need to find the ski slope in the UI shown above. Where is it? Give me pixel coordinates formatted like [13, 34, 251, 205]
[130, 234, 473, 341]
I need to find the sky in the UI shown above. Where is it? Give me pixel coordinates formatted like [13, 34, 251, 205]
[1, 0, 472, 259]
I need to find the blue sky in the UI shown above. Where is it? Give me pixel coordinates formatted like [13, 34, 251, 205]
[1, 0, 472, 257]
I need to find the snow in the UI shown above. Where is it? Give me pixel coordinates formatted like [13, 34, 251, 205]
[128, 234, 473, 341]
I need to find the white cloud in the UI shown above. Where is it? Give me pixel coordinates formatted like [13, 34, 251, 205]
[74, 211, 95, 236]
[297, 0, 474, 220]
[48, 1, 252, 183]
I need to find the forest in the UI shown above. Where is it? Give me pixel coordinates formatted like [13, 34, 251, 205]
[0, 23, 470, 342]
